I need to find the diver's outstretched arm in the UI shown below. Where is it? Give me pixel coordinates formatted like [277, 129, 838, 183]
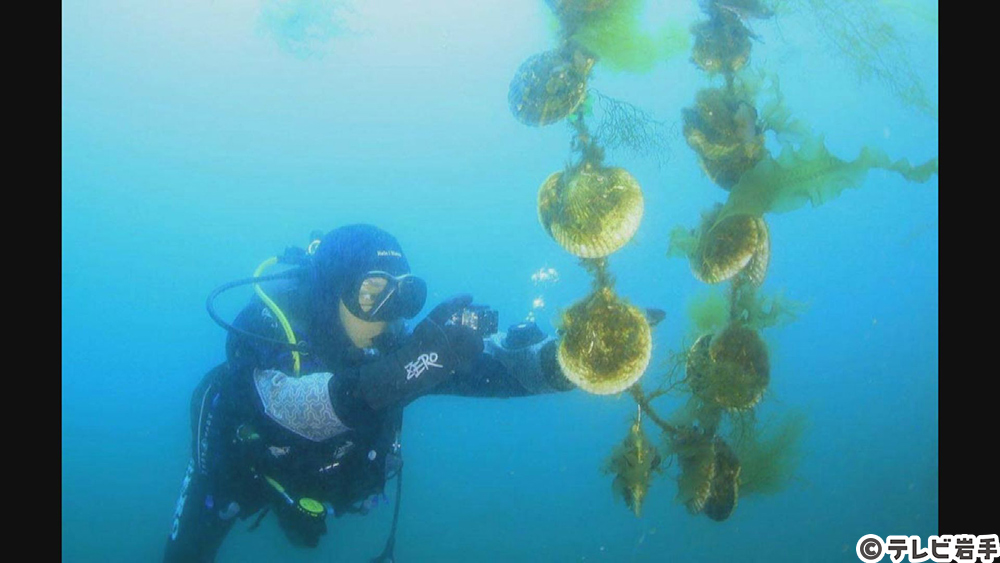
[429, 322, 576, 398]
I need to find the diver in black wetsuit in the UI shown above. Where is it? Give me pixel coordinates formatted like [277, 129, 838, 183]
[164, 224, 575, 562]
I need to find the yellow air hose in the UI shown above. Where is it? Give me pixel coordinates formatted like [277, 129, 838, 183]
[253, 257, 302, 376]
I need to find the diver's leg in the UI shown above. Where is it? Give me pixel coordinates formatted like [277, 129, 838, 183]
[164, 365, 241, 562]
[163, 458, 239, 563]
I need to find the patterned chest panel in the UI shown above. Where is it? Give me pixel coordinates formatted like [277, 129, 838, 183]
[253, 369, 351, 442]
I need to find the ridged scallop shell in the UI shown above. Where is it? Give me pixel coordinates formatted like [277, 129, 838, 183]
[672, 427, 717, 514]
[703, 437, 741, 521]
[538, 166, 644, 258]
[705, 324, 770, 410]
[556, 288, 652, 395]
[682, 86, 765, 190]
[744, 216, 770, 286]
[691, 213, 759, 284]
[509, 48, 594, 127]
[690, 11, 753, 75]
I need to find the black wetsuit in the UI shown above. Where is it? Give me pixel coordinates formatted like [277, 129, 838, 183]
[164, 288, 572, 562]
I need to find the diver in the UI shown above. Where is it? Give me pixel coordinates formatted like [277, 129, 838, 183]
[163, 224, 576, 562]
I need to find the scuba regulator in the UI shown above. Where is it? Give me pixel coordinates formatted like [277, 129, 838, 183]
[205, 231, 324, 376]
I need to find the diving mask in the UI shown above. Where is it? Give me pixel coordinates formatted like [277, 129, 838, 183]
[342, 271, 427, 322]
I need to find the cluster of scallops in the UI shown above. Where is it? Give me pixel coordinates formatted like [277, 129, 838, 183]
[508, 0, 665, 518]
[667, 0, 778, 523]
[507, 0, 781, 524]
[509, 0, 653, 399]
[507, 0, 936, 527]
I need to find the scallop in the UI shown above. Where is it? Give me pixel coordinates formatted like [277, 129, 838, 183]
[509, 47, 595, 127]
[671, 426, 717, 514]
[703, 437, 741, 521]
[704, 324, 770, 410]
[744, 216, 770, 286]
[556, 287, 652, 395]
[538, 164, 644, 258]
[691, 212, 760, 284]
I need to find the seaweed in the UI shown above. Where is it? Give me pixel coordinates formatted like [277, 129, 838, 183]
[687, 290, 730, 337]
[775, 0, 937, 118]
[591, 91, 674, 167]
[730, 282, 808, 330]
[669, 395, 724, 436]
[717, 131, 938, 221]
[561, 0, 691, 73]
[603, 413, 663, 517]
[734, 410, 808, 496]
[667, 225, 700, 259]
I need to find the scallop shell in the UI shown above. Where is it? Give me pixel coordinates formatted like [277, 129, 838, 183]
[509, 48, 594, 127]
[704, 324, 770, 410]
[672, 427, 717, 514]
[691, 213, 760, 284]
[744, 216, 770, 286]
[538, 166, 644, 258]
[556, 288, 652, 395]
[703, 437, 741, 521]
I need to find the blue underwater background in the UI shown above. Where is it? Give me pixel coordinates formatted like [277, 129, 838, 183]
[62, 0, 938, 561]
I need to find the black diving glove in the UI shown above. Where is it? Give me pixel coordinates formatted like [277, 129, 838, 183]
[357, 294, 484, 410]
